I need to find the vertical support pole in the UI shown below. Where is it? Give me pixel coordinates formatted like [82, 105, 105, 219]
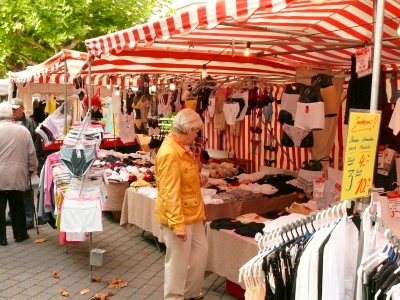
[89, 232, 93, 280]
[88, 59, 92, 109]
[369, 0, 385, 111]
[64, 66, 68, 135]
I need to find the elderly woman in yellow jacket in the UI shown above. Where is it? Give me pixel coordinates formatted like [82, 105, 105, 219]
[155, 108, 208, 300]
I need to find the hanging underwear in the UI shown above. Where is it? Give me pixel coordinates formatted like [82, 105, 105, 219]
[223, 102, 240, 126]
[280, 93, 299, 117]
[195, 87, 211, 114]
[118, 112, 136, 144]
[390, 76, 400, 104]
[174, 88, 182, 112]
[294, 102, 325, 131]
[214, 95, 227, 133]
[126, 93, 135, 115]
[281, 123, 314, 148]
[263, 103, 273, 123]
[149, 99, 158, 117]
[230, 90, 249, 121]
[132, 100, 142, 130]
[158, 93, 172, 116]
[60, 146, 96, 177]
[229, 98, 245, 119]
[147, 118, 159, 129]
[207, 97, 216, 118]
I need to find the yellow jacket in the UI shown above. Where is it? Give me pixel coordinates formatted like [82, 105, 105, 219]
[154, 135, 206, 233]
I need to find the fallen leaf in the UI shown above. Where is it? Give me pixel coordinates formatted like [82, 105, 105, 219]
[53, 271, 60, 278]
[91, 276, 102, 282]
[80, 288, 90, 295]
[91, 291, 113, 300]
[59, 289, 69, 297]
[143, 249, 148, 253]
[34, 238, 47, 243]
[108, 279, 128, 288]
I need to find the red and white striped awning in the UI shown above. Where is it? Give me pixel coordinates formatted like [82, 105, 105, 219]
[85, 0, 400, 74]
[8, 50, 91, 83]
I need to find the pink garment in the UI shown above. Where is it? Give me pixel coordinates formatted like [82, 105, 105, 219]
[45, 153, 61, 206]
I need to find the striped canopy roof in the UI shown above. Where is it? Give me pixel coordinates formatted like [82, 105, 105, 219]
[85, 0, 400, 77]
[8, 50, 91, 84]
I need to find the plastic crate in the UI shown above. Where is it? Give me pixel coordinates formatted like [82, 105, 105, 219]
[225, 280, 245, 299]
[42, 139, 64, 151]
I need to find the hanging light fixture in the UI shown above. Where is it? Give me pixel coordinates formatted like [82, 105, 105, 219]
[115, 87, 120, 96]
[169, 79, 176, 90]
[201, 64, 207, 78]
[397, 23, 400, 35]
[244, 42, 251, 57]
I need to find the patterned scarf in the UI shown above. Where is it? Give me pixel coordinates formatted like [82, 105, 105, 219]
[168, 131, 194, 157]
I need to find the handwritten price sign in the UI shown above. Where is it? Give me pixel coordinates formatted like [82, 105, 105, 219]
[341, 110, 381, 200]
[387, 192, 400, 218]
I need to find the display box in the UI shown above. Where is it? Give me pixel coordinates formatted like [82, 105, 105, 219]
[225, 280, 245, 299]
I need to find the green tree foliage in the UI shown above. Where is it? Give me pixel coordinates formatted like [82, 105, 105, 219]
[0, 0, 172, 77]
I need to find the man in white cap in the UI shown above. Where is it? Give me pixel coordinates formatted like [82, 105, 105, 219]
[6, 98, 38, 229]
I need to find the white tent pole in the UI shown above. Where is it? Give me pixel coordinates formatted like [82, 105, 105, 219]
[370, 0, 385, 111]
[64, 66, 68, 134]
[88, 59, 92, 109]
[219, 22, 359, 43]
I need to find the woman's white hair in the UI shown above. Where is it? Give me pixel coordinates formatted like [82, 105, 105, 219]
[0, 101, 13, 120]
[172, 108, 204, 134]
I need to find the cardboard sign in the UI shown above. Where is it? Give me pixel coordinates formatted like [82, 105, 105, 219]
[341, 110, 381, 200]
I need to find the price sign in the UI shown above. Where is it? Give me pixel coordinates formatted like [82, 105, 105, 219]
[355, 46, 372, 78]
[387, 192, 400, 218]
[313, 178, 326, 198]
[341, 110, 381, 200]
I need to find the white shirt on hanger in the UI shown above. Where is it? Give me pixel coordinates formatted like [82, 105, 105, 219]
[321, 217, 359, 300]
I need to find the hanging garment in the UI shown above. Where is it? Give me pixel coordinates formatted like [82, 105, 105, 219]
[223, 102, 240, 126]
[126, 90, 135, 115]
[279, 93, 300, 124]
[281, 123, 314, 148]
[294, 102, 325, 131]
[158, 93, 172, 116]
[112, 89, 121, 114]
[59, 145, 96, 177]
[207, 97, 216, 118]
[149, 97, 158, 117]
[132, 99, 142, 131]
[388, 101, 400, 136]
[321, 217, 359, 300]
[118, 112, 136, 144]
[214, 95, 227, 134]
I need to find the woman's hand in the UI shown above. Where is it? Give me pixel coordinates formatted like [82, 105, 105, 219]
[200, 173, 208, 187]
[175, 231, 187, 241]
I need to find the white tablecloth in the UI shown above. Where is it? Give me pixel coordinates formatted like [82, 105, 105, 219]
[205, 222, 258, 289]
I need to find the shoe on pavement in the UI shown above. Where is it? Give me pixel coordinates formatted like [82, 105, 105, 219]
[15, 234, 30, 243]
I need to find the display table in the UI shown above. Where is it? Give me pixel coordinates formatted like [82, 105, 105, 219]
[103, 182, 130, 221]
[120, 188, 299, 238]
[205, 222, 258, 290]
[120, 190, 161, 238]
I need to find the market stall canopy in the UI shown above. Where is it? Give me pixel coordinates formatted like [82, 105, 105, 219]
[0, 79, 10, 96]
[85, 0, 400, 73]
[8, 50, 92, 84]
[78, 48, 296, 85]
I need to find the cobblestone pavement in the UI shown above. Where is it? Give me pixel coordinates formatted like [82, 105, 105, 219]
[0, 211, 242, 300]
